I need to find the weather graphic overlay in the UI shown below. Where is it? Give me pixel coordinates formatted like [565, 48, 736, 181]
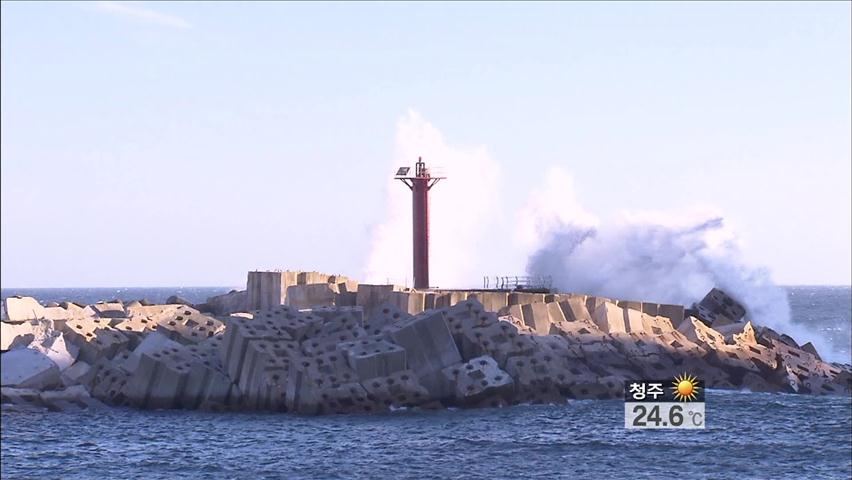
[624, 374, 706, 429]
[672, 373, 701, 402]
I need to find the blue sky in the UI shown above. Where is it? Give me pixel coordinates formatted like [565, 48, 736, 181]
[1, 2, 850, 288]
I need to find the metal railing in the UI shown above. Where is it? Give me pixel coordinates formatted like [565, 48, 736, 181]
[482, 275, 553, 291]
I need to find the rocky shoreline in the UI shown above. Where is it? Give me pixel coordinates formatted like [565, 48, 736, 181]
[2, 272, 850, 414]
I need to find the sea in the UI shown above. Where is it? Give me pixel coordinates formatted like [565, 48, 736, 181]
[1, 286, 851, 479]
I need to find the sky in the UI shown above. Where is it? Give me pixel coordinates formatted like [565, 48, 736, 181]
[1, 1, 850, 288]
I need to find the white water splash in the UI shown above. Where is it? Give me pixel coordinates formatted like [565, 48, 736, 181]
[364, 116, 841, 362]
[364, 110, 501, 288]
[522, 167, 841, 362]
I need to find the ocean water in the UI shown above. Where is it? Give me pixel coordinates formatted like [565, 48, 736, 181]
[1, 286, 850, 479]
[2, 393, 850, 479]
[0, 286, 236, 307]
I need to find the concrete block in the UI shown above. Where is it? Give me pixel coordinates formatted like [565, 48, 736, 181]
[503, 350, 574, 403]
[576, 337, 624, 366]
[460, 319, 537, 367]
[113, 316, 157, 336]
[62, 318, 130, 364]
[1, 321, 35, 351]
[202, 290, 248, 315]
[640, 314, 674, 336]
[433, 291, 470, 309]
[800, 342, 821, 361]
[356, 284, 405, 316]
[338, 338, 406, 381]
[243, 363, 289, 411]
[361, 369, 430, 411]
[83, 358, 130, 405]
[677, 316, 726, 348]
[508, 292, 545, 306]
[61, 361, 92, 387]
[122, 349, 191, 409]
[285, 351, 359, 414]
[185, 334, 227, 370]
[467, 292, 509, 312]
[336, 292, 357, 306]
[709, 345, 764, 374]
[641, 303, 659, 316]
[766, 339, 832, 380]
[297, 271, 331, 285]
[715, 320, 758, 346]
[442, 355, 513, 405]
[657, 304, 685, 328]
[693, 288, 746, 325]
[548, 316, 602, 342]
[502, 313, 535, 336]
[122, 341, 235, 410]
[585, 296, 612, 316]
[389, 291, 426, 315]
[219, 313, 294, 384]
[184, 359, 236, 410]
[154, 307, 226, 344]
[120, 331, 184, 374]
[422, 292, 436, 310]
[364, 303, 411, 336]
[622, 308, 645, 333]
[309, 305, 365, 321]
[90, 302, 126, 318]
[316, 381, 374, 414]
[1, 387, 46, 410]
[1, 348, 61, 389]
[388, 311, 461, 397]
[286, 283, 339, 310]
[40, 385, 106, 411]
[301, 327, 366, 356]
[236, 338, 298, 410]
[306, 307, 365, 338]
[616, 300, 642, 312]
[445, 297, 487, 318]
[247, 270, 299, 310]
[520, 302, 552, 335]
[710, 315, 737, 329]
[443, 297, 495, 347]
[545, 302, 567, 324]
[32, 333, 79, 371]
[654, 330, 707, 358]
[125, 304, 181, 321]
[40, 305, 84, 324]
[801, 369, 851, 396]
[332, 276, 359, 294]
[591, 302, 627, 334]
[3, 296, 44, 322]
[251, 307, 319, 340]
[444, 306, 494, 351]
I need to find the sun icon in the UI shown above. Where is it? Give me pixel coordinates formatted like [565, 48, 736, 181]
[672, 373, 701, 402]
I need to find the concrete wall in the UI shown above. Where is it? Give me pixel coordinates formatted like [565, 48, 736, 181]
[246, 271, 298, 311]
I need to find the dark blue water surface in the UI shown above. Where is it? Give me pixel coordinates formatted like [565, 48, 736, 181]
[2, 392, 850, 479]
[1, 286, 850, 479]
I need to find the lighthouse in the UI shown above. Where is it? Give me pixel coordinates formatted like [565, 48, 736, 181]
[394, 157, 445, 289]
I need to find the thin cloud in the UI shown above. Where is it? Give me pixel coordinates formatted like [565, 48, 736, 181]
[92, 1, 192, 30]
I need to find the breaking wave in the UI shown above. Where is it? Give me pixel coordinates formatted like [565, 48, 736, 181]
[522, 167, 841, 362]
[365, 115, 843, 362]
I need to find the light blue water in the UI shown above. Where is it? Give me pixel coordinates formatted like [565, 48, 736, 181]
[0, 286, 235, 306]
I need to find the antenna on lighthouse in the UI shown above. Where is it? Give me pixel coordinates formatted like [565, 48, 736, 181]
[394, 157, 445, 289]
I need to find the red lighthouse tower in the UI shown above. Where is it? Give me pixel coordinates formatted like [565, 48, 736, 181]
[395, 157, 445, 289]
